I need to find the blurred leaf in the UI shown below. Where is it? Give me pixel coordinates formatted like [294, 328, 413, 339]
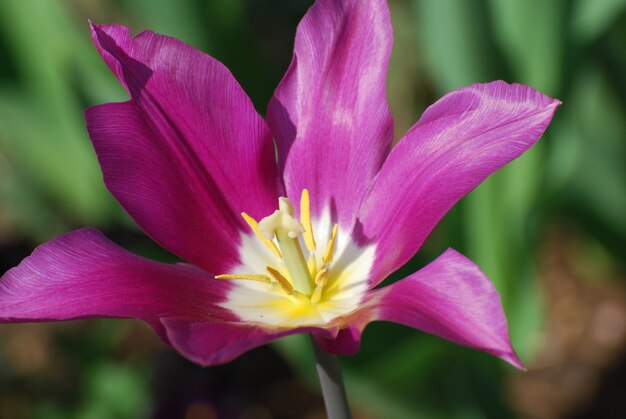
[387, 0, 424, 139]
[346, 374, 438, 419]
[414, 0, 499, 91]
[487, 0, 567, 93]
[79, 362, 149, 419]
[34, 403, 68, 419]
[272, 333, 317, 385]
[0, 149, 66, 242]
[546, 109, 583, 191]
[560, 64, 626, 236]
[122, 0, 208, 51]
[356, 334, 447, 387]
[0, 0, 121, 235]
[463, 180, 507, 292]
[572, 0, 626, 44]
[509, 264, 544, 356]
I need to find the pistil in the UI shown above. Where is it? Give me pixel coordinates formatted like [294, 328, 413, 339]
[259, 197, 313, 295]
[275, 229, 314, 294]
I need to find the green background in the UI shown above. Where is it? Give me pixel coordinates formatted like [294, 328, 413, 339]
[1, 0, 625, 418]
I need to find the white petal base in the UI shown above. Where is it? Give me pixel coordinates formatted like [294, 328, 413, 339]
[221, 209, 376, 327]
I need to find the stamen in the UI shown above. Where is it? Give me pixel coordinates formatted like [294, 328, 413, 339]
[300, 189, 316, 251]
[307, 252, 318, 279]
[314, 268, 329, 286]
[266, 266, 294, 295]
[322, 224, 339, 265]
[241, 212, 282, 259]
[311, 268, 329, 304]
[215, 274, 272, 284]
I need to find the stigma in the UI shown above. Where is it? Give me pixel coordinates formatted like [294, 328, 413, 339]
[215, 189, 339, 305]
[258, 198, 304, 240]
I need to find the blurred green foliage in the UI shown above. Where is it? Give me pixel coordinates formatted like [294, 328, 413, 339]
[1, 0, 625, 418]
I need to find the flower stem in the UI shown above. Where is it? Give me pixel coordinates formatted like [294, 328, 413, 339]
[310, 335, 352, 419]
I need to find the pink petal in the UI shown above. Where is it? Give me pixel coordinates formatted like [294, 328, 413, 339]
[313, 310, 376, 355]
[86, 23, 282, 274]
[317, 249, 523, 368]
[377, 249, 523, 368]
[163, 318, 332, 366]
[268, 0, 394, 225]
[0, 228, 234, 340]
[358, 81, 560, 284]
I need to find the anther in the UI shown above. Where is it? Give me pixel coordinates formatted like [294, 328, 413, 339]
[266, 266, 294, 295]
[322, 224, 339, 265]
[300, 189, 316, 251]
[314, 268, 329, 287]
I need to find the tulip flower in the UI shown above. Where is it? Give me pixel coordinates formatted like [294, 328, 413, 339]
[0, 0, 559, 416]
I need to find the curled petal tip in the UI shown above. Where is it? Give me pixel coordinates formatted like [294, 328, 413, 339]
[363, 249, 526, 367]
[502, 351, 525, 370]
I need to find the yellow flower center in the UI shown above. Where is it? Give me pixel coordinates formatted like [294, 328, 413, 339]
[216, 189, 339, 306]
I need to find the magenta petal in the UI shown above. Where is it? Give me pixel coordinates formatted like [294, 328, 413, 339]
[86, 23, 282, 273]
[0, 228, 233, 340]
[313, 323, 368, 356]
[268, 0, 394, 225]
[311, 297, 379, 355]
[359, 81, 560, 283]
[313, 250, 522, 367]
[376, 249, 523, 368]
[163, 319, 327, 366]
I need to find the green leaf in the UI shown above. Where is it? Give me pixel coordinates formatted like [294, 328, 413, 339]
[559, 64, 626, 236]
[79, 362, 149, 419]
[571, 0, 626, 44]
[487, 0, 567, 93]
[414, 0, 499, 91]
[0, 0, 122, 235]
